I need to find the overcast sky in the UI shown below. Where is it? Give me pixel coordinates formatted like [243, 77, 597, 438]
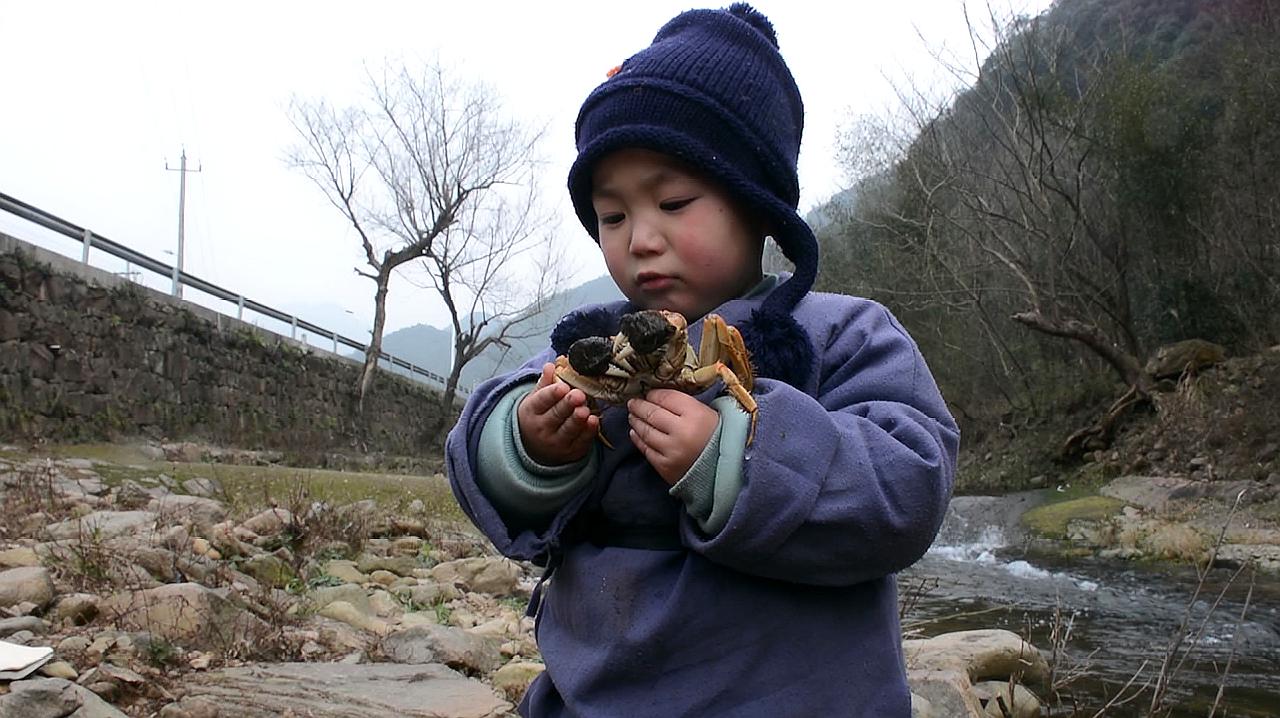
[0, 0, 1052, 343]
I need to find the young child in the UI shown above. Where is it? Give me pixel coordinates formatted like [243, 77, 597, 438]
[446, 4, 959, 716]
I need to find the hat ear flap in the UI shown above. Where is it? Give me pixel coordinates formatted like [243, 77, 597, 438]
[737, 308, 813, 389]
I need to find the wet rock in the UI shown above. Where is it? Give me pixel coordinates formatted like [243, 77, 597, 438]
[382, 624, 503, 674]
[179, 662, 510, 718]
[0, 565, 55, 609]
[1214, 544, 1280, 573]
[429, 557, 521, 596]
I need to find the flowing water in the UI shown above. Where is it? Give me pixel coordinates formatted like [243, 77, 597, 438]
[902, 494, 1280, 717]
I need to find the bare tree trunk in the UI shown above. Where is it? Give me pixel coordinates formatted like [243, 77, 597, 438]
[358, 269, 392, 414]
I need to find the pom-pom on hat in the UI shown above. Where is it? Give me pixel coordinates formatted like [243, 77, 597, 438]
[567, 3, 818, 388]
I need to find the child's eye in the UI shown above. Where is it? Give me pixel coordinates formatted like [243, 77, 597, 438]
[660, 197, 695, 212]
[599, 212, 625, 226]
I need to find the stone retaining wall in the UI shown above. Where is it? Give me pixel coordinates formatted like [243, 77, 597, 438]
[0, 233, 445, 460]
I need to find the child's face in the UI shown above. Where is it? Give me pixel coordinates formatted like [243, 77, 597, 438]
[591, 148, 764, 321]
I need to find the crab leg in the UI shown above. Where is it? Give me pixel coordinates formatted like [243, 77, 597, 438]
[696, 314, 758, 444]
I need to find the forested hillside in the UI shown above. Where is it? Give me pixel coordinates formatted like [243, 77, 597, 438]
[819, 0, 1279, 452]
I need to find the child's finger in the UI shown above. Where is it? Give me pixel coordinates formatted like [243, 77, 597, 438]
[520, 383, 567, 421]
[536, 362, 558, 388]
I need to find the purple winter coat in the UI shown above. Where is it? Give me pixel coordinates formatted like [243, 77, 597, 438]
[445, 288, 959, 717]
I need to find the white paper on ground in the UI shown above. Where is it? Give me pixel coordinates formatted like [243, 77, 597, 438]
[0, 639, 55, 680]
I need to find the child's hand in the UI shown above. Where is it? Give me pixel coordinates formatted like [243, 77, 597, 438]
[517, 363, 600, 466]
[628, 389, 719, 486]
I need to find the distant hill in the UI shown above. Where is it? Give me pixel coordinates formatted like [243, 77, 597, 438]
[377, 274, 623, 389]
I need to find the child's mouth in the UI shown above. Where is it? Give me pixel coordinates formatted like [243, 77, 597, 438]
[637, 274, 674, 291]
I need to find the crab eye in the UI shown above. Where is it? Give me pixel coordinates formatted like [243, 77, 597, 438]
[568, 336, 614, 376]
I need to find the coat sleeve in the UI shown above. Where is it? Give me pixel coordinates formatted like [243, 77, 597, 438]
[445, 347, 601, 563]
[681, 297, 960, 586]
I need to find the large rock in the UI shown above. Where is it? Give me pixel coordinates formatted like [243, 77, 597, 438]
[429, 557, 521, 596]
[0, 546, 41, 568]
[177, 662, 510, 718]
[240, 508, 292, 537]
[1145, 338, 1225, 379]
[0, 566, 55, 610]
[102, 582, 269, 650]
[903, 629, 1049, 686]
[491, 660, 545, 703]
[907, 669, 985, 718]
[149, 495, 228, 532]
[1101, 476, 1195, 512]
[383, 624, 504, 674]
[0, 677, 129, 718]
[44, 510, 157, 540]
[973, 681, 1042, 718]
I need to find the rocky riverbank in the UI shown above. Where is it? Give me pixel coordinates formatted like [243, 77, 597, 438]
[0, 447, 1048, 718]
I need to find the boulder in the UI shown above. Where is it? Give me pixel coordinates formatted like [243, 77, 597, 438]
[310, 584, 373, 615]
[1100, 476, 1194, 513]
[903, 629, 1049, 686]
[492, 660, 545, 702]
[382, 624, 504, 674]
[149, 495, 229, 532]
[0, 615, 47, 637]
[0, 546, 41, 568]
[973, 681, 1042, 718]
[178, 662, 511, 718]
[0, 566, 55, 610]
[429, 557, 521, 596]
[322, 560, 367, 585]
[0, 677, 129, 718]
[1145, 339, 1226, 379]
[44, 510, 157, 541]
[318, 601, 391, 636]
[240, 508, 293, 537]
[906, 669, 985, 718]
[102, 582, 269, 650]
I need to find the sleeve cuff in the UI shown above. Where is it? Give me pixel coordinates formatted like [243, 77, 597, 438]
[669, 396, 751, 535]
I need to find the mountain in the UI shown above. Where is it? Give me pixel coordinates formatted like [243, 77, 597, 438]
[377, 274, 623, 390]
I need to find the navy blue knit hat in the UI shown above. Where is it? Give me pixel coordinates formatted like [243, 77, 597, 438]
[567, 3, 817, 388]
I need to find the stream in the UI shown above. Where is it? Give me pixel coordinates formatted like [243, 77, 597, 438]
[903, 494, 1280, 717]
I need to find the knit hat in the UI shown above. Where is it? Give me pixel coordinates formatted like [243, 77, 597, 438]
[567, 3, 817, 388]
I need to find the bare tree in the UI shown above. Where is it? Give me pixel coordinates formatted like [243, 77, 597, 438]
[286, 62, 563, 414]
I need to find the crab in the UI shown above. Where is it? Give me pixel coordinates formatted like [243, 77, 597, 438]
[553, 309, 758, 445]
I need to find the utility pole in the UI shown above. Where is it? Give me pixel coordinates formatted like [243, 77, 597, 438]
[165, 148, 201, 298]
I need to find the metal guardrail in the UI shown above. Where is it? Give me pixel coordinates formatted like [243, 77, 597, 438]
[0, 190, 462, 394]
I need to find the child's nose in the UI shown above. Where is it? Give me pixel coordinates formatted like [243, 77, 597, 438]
[628, 216, 664, 255]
